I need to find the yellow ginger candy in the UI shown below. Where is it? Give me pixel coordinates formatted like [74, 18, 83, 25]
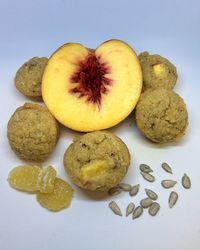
[8, 165, 56, 193]
[37, 178, 74, 212]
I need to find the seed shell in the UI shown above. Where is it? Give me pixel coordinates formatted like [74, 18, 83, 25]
[148, 202, 160, 216]
[182, 174, 191, 189]
[139, 164, 153, 173]
[108, 186, 122, 196]
[132, 206, 143, 219]
[161, 162, 173, 174]
[140, 198, 153, 208]
[126, 202, 135, 216]
[161, 180, 177, 189]
[109, 201, 122, 216]
[140, 172, 155, 182]
[145, 189, 158, 200]
[169, 191, 178, 208]
[119, 183, 132, 191]
[129, 184, 140, 196]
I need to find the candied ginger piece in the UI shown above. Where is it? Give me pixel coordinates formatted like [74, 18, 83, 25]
[37, 178, 74, 212]
[8, 165, 56, 193]
[8, 165, 41, 192]
[38, 166, 56, 193]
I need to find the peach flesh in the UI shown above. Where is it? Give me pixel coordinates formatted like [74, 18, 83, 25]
[69, 50, 112, 107]
[42, 40, 143, 132]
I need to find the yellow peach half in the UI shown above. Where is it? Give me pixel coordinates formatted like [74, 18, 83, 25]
[42, 40, 142, 131]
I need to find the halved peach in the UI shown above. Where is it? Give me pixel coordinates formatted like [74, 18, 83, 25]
[42, 40, 142, 131]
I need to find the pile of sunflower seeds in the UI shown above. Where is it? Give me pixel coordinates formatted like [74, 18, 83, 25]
[108, 162, 191, 218]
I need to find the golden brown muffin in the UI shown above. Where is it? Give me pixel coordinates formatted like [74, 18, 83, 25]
[138, 52, 177, 92]
[63, 131, 130, 191]
[7, 103, 59, 162]
[15, 57, 48, 100]
[135, 89, 188, 143]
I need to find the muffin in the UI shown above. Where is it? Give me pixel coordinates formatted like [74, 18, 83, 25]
[15, 57, 48, 100]
[138, 52, 177, 91]
[135, 89, 188, 143]
[63, 131, 130, 191]
[7, 103, 59, 161]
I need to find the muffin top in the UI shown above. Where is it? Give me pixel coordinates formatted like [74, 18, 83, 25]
[64, 131, 130, 191]
[138, 52, 177, 92]
[7, 103, 59, 161]
[15, 57, 48, 100]
[135, 89, 188, 143]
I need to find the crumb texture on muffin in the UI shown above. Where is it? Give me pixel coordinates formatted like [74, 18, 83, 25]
[138, 52, 177, 91]
[7, 103, 59, 161]
[15, 57, 48, 99]
[64, 131, 130, 191]
[135, 89, 188, 143]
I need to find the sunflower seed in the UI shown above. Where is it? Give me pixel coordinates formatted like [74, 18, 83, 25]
[132, 206, 143, 219]
[182, 174, 191, 189]
[126, 202, 135, 216]
[108, 186, 122, 196]
[145, 189, 158, 200]
[129, 184, 140, 196]
[161, 162, 173, 174]
[140, 172, 155, 182]
[139, 164, 153, 173]
[148, 202, 160, 216]
[161, 180, 177, 189]
[119, 183, 132, 191]
[140, 198, 153, 208]
[169, 191, 178, 208]
[108, 201, 122, 216]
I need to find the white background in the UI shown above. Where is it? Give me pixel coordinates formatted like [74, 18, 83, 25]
[0, 0, 200, 250]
